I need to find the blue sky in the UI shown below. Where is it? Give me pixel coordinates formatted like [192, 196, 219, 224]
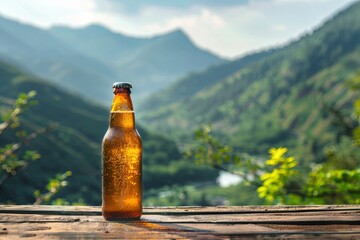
[0, 0, 357, 58]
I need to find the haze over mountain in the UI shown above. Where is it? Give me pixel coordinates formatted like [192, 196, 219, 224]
[50, 25, 223, 101]
[139, 1, 360, 163]
[0, 15, 223, 105]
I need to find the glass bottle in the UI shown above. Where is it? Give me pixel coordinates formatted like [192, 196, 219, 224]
[102, 82, 142, 220]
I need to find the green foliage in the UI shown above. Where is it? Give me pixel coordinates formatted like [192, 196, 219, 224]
[306, 166, 360, 204]
[257, 148, 299, 204]
[255, 70, 360, 205]
[349, 72, 360, 146]
[33, 171, 72, 205]
[0, 91, 73, 205]
[302, 72, 360, 204]
[187, 121, 360, 205]
[185, 125, 261, 181]
[144, 182, 263, 207]
[257, 149, 360, 205]
[0, 91, 41, 186]
[1, 149, 40, 176]
[186, 124, 237, 166]
[0, 90, 37, 134]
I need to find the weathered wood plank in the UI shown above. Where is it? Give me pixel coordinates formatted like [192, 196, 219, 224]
[0, 205, 101, 216]
[1, 221, 360, 239]
[2, 219, 360, 239]
[0, 205, 360, 239]
[1, 204, 360, 215]
[1, 212, 360, 226]
[1, 210, 360, 225]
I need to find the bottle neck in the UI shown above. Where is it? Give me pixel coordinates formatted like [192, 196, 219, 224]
[109, 90, 135, 128]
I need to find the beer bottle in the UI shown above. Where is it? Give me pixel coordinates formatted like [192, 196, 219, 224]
[102, 82, 142, 220]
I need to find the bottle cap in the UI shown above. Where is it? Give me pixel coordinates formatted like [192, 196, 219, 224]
[113, 82, 132, 89]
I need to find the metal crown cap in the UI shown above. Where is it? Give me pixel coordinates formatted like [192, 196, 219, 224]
[112, 82, 132, 89]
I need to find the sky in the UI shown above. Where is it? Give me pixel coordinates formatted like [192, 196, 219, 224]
[0, 0, 357, 59]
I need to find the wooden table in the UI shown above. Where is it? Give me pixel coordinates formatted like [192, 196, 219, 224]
[0, 205, 360, 239]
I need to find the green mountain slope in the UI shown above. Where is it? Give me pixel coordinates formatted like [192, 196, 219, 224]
[139, 48, 278, 112]
[139, 1, 360, 162]
[0, 60, 217, 204]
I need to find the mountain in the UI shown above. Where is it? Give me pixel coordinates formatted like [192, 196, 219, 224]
[49, 24, 148, 65]
[50, 25, 224, 100]
[0, 16, 222, 105]
[0, 16, 117, 103]
[0, 59, 217, 204]
[139, 1, 360, 162]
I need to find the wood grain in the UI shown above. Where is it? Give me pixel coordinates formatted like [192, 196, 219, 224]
[0, 205, 359, 239]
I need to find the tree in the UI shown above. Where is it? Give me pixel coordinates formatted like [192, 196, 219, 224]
[257, 148, 300, 204]
[257, 148, 360, 205]
[0, 91, 71, 204]
[188, 124, 360, 205]
[185, 124, 261, 182]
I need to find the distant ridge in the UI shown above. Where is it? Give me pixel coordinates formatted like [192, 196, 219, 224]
[0, 15, 223, 105]
[50, 25, 224, 101]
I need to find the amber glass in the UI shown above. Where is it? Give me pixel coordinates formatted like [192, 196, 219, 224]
[102, 87, 142, 220]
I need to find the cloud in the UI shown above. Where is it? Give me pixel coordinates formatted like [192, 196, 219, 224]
[95, 0, 251, 14]
[0, 0, 97, 28]
[273, 0, 330, 3]
[271, 24, 287, 32]
[0, 0, 357, 58]
[139, 7, 227, 33]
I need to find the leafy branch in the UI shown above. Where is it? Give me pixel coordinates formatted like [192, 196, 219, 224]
[188, 124, 360, 205]
[257, 148, 300, 204]
[0, 91, 70, 205]
[0, 91, 38, 135]
[186, 124, 261, 181]
[33, 171, 72, 205]
[0, 91, 45, 187]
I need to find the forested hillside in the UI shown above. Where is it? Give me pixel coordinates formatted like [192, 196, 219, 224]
[139, 1, 360, 163]
[139, 48, 278, 112]
[0, 60, 217, 205]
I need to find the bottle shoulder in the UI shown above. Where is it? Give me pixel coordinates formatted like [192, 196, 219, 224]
[103, 127, 142, 144]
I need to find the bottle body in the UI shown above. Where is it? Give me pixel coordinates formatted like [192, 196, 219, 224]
[102, 83, 142, 220]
